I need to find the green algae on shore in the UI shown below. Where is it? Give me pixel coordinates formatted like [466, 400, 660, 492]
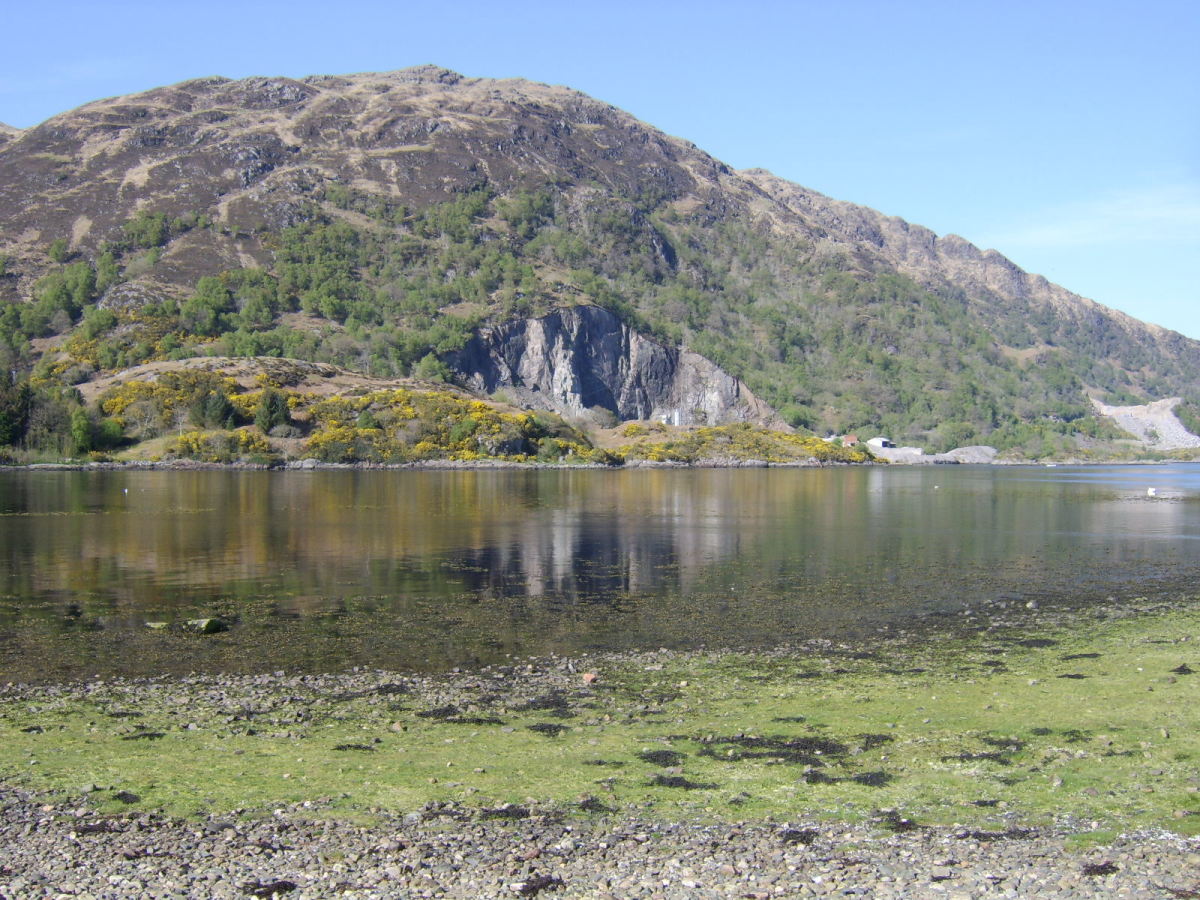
[1, 604, 1197, 835]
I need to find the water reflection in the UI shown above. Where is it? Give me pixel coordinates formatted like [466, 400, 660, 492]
[1, 465, 1199, 678]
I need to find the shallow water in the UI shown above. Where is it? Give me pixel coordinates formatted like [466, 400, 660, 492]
[2, 464, 1198, 678]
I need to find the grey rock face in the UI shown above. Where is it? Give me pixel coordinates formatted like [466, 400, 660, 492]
[447, 305, 784, 428]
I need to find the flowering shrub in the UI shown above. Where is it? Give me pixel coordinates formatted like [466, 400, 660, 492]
[167, 428, 271, 462]
[616, 423, 873, 464]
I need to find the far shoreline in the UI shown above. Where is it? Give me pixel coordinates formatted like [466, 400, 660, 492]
[2, 454, 1197, 473]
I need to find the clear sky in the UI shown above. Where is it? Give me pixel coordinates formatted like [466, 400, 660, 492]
[3, 1, 1198, 338]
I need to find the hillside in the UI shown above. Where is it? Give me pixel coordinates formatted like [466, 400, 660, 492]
[1, 65, 1198, 461]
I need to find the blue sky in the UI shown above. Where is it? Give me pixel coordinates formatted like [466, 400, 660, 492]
[3, 1, 1198, 338]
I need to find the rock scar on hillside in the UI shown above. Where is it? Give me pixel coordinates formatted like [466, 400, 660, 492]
[1091, 397, 1200, 450]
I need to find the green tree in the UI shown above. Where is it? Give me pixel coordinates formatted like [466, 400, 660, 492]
[255, 388, 290, 432]
[79, 305, 117, 339]
[95, 250, 121, 295]
[191, 391, 236, 429]
[0, 377, 31, 446]
[180, 277, 233, 336]
[69, 408, 92, 455]
[123, 211, 169, 249]
[412, 352, 450, 382]
[48, 238, 69, 263]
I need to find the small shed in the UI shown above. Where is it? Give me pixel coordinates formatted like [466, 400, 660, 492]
[867, 436, 895, 449]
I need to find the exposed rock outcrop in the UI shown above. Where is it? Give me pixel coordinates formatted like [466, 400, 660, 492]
[446, 306, 784, 428]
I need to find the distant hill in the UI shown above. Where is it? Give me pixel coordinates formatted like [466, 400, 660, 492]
[1, 65, 1197, 459]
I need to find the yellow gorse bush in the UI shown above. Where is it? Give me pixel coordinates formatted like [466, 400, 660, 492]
[167, 428, 271, 462]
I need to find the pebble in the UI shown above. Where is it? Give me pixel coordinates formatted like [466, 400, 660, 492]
[5, 782, 1194, 900]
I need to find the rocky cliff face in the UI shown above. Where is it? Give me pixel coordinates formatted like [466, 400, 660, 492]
[447, 306, 783, 428]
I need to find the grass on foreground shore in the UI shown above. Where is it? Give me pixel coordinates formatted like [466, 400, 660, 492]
[1, 604, 1198, 839]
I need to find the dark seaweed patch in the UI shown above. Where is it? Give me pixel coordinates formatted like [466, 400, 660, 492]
[527, 722, 567, 737]
[1082, 861, 1120, 877]
[856, 733, 894, 750]
[980, 736, 1025, 751]
[479, 804, 531, 820]
[1171, 664, 1195, 675]
[519, 691, 572, 712]
[1015, 638, 1058, 648]
[333, 743, 376, 752]
[971, 799, 1000, 807]
[330, 682, 408, 702]
[1057, 673, 1089, 679]
[637, 749, 685, 767]
[942, 751, 1011, 766]
[581, 759, 625, 767]
[699, 733, 847, 765]
[416, 705, 460, 720]
[877, 811, 920, 833]
[121, 731, 165, 741]
[578, 796, 613, 813]
[798, 768, 837, 784]
[958, 828, 1034, 842]
[649, 774, 717, 790]
[849, 770, 893, 787]
[1061, 653, 1101, 661]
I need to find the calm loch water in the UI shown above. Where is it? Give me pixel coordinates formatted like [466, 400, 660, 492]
[2, 465, 1198, 679]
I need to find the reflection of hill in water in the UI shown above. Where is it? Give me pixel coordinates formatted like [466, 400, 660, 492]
[8, 470, 778, 610]
[2, 467, 1200, 676]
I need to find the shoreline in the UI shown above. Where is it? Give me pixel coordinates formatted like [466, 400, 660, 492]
[2, 455, 1196, 472]
[2, 783, 1196, 898]
[3, 600, 1199, 896]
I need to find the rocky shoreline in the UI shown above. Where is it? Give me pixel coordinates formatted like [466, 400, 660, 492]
[3, 783, 1198, 899]
[2, 455, 1192, 473]
[4, 613, 1200, 899]
[1, 456, 836, 472]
